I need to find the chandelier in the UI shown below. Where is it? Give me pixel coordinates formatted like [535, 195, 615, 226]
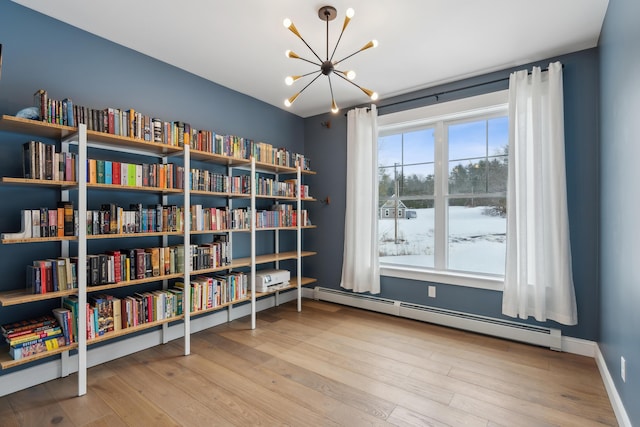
[283, 6, 378, 114]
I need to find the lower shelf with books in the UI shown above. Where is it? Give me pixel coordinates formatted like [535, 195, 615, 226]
[0, 343, 78, 370]
[87, 314, 184, 346]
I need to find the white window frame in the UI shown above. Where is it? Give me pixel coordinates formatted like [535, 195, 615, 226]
[377, 90, 508, 291]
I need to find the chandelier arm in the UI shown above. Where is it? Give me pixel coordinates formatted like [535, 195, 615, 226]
[333, 48, 364, 67]
[291, 55, 322, 67]
[298, 70, 322, 80]
[329, 30, 346, 63]
[328, 73, 336, 101]
[295, 34, 323, 63]
[295, 71, 324, 97]
[333, 71, 368, 91]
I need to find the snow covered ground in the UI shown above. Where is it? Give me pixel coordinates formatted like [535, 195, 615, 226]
[379, 206, 506, 275]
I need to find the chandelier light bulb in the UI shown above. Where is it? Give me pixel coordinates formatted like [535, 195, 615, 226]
[285, 76, 294, 85]
[285, 92, 300, 107]
[283, 18, 292, 28]
[331, 99, 339, 114]
[346, 70, 356, 80]
[346, 8, 355, 18]
[285, 50, 299, 59]
[371, 91, 379, 101]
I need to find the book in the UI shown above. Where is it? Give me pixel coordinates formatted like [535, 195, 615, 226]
[58, 201, 74, 236]
[1, 315, 57, 336]
[7, 326, 62, 346]
[52, 308, 71, 345]
[10, 335, 66, 360]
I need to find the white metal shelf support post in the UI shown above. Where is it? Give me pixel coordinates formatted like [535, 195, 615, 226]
[250, 158, 256, 329]
[183, 143, 191, 355]
[297, 165, 302, 312]
[58, 133, 73, 378]
[76, 123, 88, 396]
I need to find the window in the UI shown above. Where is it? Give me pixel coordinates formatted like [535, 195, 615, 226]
[377, 91, 508, 289]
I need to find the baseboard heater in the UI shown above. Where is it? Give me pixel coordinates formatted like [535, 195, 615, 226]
[312, 286, 562, 351]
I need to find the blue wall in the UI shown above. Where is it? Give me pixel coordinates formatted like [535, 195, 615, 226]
[304, 48, 600, 341]
[599, 0, 640, 424]
[0, 0, 304, 374]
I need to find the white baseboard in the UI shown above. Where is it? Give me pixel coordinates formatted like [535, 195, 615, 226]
[0, 291, 298, 397]
[560, 336, 596, 357]
[595, 345, 632, 427]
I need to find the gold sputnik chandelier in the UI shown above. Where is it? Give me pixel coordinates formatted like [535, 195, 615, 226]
[283, 5, 378, 114]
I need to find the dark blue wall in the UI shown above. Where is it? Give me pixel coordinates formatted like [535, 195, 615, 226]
[304, 48, 600, 341]
[599, 0, 640, 423]
[0, 1, 304, 375]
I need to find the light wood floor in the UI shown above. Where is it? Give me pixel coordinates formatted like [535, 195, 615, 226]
[0, 300, 617, 426]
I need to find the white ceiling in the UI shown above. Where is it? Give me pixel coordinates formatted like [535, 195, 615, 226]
[13, 0, 609, 118]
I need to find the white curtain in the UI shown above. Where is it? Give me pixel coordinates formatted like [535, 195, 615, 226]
[340, 105, 380, 294]
[502, 62, 578, 325]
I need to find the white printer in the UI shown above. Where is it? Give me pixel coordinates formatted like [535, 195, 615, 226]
[251, 269, 290, 292]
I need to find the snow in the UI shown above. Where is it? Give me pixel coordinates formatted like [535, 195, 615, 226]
[379, 206, 506, 275]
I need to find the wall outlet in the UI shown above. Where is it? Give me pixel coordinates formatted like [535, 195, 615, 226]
[621, 356, 626, 382]
[428, 285, 436, 298]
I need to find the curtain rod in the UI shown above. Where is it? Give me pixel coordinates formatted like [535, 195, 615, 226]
[347, 64, 559, 116]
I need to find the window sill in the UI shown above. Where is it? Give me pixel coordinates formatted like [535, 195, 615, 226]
[379, 265, 504, 291]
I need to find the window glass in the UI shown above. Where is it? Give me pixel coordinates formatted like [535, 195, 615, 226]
[377, 94, 508, 282]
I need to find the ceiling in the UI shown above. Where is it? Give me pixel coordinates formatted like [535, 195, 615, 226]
[13, 0, 609, 118]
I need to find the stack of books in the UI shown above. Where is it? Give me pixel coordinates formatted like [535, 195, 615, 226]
[1, 315, 66, 360]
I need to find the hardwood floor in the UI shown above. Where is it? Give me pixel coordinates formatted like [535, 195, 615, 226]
[0, 300, 617, 426]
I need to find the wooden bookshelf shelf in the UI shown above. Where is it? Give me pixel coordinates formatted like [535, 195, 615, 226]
[189, 149, 252, 166]
[87, 183, 183, 194]
[1, 236, 77, 245]
[0, 288, 77, 306]
[190, 295, 252, 318]
[87, 314, 184, 345]
[232, 251, 317, 268]
[0, 343, 78, 370]
[0, 115, 76, 139]
[85, 273, 185, 293]
[86, 231, 182, 240]
[85, 129, 183, 155]
[0, 177, 77, 188]
[253, 276, 317, 298]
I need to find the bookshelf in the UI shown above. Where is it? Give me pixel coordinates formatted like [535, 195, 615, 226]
[0, 113, 316, 396]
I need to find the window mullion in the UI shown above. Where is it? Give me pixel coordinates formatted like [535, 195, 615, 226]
[434, 121, 447, 270]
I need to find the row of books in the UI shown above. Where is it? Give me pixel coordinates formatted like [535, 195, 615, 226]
[89, 203, 182, 235]
[188, 237, 231, 271]
[256, 206, 310, 228]
[190, 205, 247, 232]
[1, 314, 66, 361]
[85, 246, 182, 286]
[22, 141, 77, 182]
[88, 159, 183, 189]
[256, 176, 310, 198]
[33, 90, 311, 170]
[27, 257, 78, 294]
[190, 169, 230, 193]
[1, 203, 75, 240]
[61, 289, 184, 344]
[175, 271, 247, 313]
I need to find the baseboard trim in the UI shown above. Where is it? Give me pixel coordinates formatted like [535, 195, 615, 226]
[595, 345, 632, 427]
[560, 336, 596, 357]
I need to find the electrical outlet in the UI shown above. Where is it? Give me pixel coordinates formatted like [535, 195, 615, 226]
[621, 356, 626, 382]
[428, 286, 436, 298]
